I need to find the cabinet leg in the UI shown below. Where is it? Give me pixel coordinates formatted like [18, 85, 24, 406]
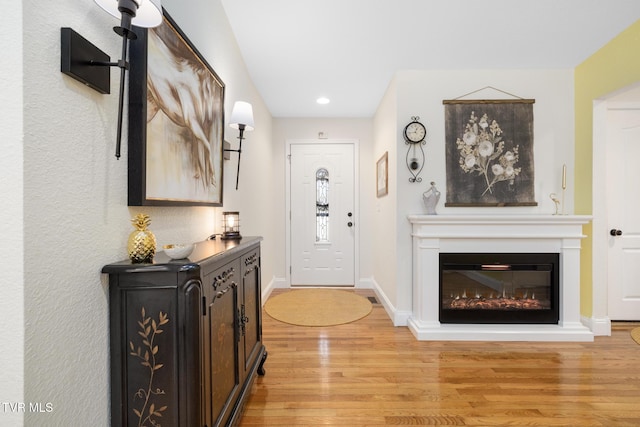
[257, 350, 267, 376]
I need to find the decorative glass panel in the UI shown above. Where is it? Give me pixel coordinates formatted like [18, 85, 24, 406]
[316, 168, 329, 242]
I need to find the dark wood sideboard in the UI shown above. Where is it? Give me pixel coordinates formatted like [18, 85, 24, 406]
[102, 236, 267, 427]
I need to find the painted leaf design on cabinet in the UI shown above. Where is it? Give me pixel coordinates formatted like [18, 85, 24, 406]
[129, 307, 169, 427]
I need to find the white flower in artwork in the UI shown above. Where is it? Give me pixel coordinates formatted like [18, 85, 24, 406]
[455, 111, 521, 196]
[464, 154, 476, 168]
[504, 151, 515, 162]
[478, 141, 494, 157]
[463, 131, 477, 145]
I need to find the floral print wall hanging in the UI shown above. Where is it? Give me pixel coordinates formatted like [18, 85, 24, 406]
[443, 98, 537, 206]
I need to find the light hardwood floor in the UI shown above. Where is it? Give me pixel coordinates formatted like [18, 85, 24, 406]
[240, 290, 640, 426]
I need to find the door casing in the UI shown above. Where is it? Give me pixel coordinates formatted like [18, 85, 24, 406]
[605, 106, 640, 320]
[285, 139, 360, 287]
[592, 83, 640, 332]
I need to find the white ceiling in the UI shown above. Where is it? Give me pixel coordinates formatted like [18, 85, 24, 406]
[220, 0, 640, 118]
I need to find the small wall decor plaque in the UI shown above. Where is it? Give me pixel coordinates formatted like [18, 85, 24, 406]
[376, 151, 388, 197]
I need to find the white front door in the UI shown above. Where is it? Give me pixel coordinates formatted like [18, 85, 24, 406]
[289, 142, 355, 286]
[607, 108, 640, 320]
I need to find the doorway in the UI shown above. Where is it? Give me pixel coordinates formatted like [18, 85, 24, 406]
[605, 107, 640, 320]
[285, 140, 359, 286]
[593, 84, 640, 324]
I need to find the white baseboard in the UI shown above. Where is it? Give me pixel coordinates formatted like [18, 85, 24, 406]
[357, 277, 375, 289]
[582, 315, 611, 336]
[368, 277, 409, 326]
[262, 276, 287, 306]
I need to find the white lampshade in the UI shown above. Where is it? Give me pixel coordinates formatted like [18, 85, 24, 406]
[94, 0, 163, 28]
[229, 101, 255, 131]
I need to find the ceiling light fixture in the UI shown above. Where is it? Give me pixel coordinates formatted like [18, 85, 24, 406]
[316, 97, 330, 105]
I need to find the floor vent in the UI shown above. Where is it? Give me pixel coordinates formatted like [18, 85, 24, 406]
[367, 296, 379, 304]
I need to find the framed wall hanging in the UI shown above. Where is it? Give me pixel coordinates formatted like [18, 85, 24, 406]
[127, 9, 225, 206]
[443, 97, 537, 207]
[376, 151, 388, 197]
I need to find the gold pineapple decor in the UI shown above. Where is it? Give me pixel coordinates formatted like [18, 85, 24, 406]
[127, 213, 157, 264]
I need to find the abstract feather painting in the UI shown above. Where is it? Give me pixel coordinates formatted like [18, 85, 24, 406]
[128, 11, 225, 206]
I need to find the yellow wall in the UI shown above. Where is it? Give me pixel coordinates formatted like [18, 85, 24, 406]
[575, 19, 640, 316]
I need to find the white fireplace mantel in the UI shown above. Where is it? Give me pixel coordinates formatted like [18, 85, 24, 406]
[407, 214, 594, 341]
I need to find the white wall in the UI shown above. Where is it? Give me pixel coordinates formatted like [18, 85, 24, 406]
[18, 0, 273, 424]
[171, 0, 278, 285]
[0, 2, 25, 426]
[372, 78, 403, 319]
[272, 118, 375, 286]
[374, 69, 575, 321]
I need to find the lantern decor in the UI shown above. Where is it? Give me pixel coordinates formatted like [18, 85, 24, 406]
[221, 211, 241, 240]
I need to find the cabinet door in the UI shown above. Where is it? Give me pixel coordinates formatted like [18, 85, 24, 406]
[110, 275, 202, 427]
[239, 248, 262, 380]
[202, 259, 241, 427]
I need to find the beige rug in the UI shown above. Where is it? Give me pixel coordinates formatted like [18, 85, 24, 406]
[632, 327, 640, 345]
[264, 288, 373, 327]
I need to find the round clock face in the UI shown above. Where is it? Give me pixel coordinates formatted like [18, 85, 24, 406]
[404, 121, 426, 143]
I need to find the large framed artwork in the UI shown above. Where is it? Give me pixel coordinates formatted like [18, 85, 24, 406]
[128, 10, 225, 206]
[442, 99, 537, 207]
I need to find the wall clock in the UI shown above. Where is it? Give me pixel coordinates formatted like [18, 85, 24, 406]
[404, 118, 427, 143]
[403, 116, 427, 182]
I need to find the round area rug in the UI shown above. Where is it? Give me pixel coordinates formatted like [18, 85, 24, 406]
[264, 289, 372, 327]
[631, 327, 640, 345]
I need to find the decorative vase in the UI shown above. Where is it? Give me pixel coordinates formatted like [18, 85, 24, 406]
[422, 181, 441, 215]
[127, 213, 157, 263]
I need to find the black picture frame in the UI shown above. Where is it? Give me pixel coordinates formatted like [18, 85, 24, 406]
[443, 99, 537, 207]
[128, 9, 225, 206]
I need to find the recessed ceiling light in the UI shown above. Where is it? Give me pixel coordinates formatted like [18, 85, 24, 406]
[316, 97, 330, 105]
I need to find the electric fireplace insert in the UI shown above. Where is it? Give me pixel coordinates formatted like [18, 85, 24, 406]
[439, 253, 559, 324]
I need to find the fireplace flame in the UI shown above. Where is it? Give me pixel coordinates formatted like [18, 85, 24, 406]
[445, 290, 548, 310]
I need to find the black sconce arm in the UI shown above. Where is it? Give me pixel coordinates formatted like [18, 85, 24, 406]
[224, 124, 246, 190]
[113, 33, 131, 160]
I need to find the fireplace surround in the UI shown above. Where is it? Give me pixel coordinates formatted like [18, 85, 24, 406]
[408, 214, 593, 341]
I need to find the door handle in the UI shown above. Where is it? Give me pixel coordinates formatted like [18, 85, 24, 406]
[610, 229, 623, 236]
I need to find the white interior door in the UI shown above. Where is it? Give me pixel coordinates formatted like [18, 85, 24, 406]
[289, 142, 355, 286]
[607, 108, 640, 320]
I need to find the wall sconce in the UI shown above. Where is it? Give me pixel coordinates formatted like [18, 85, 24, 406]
[221, 212, 241, 240]
[224, 101, 254, 190]
[60, 0, 163, 159]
